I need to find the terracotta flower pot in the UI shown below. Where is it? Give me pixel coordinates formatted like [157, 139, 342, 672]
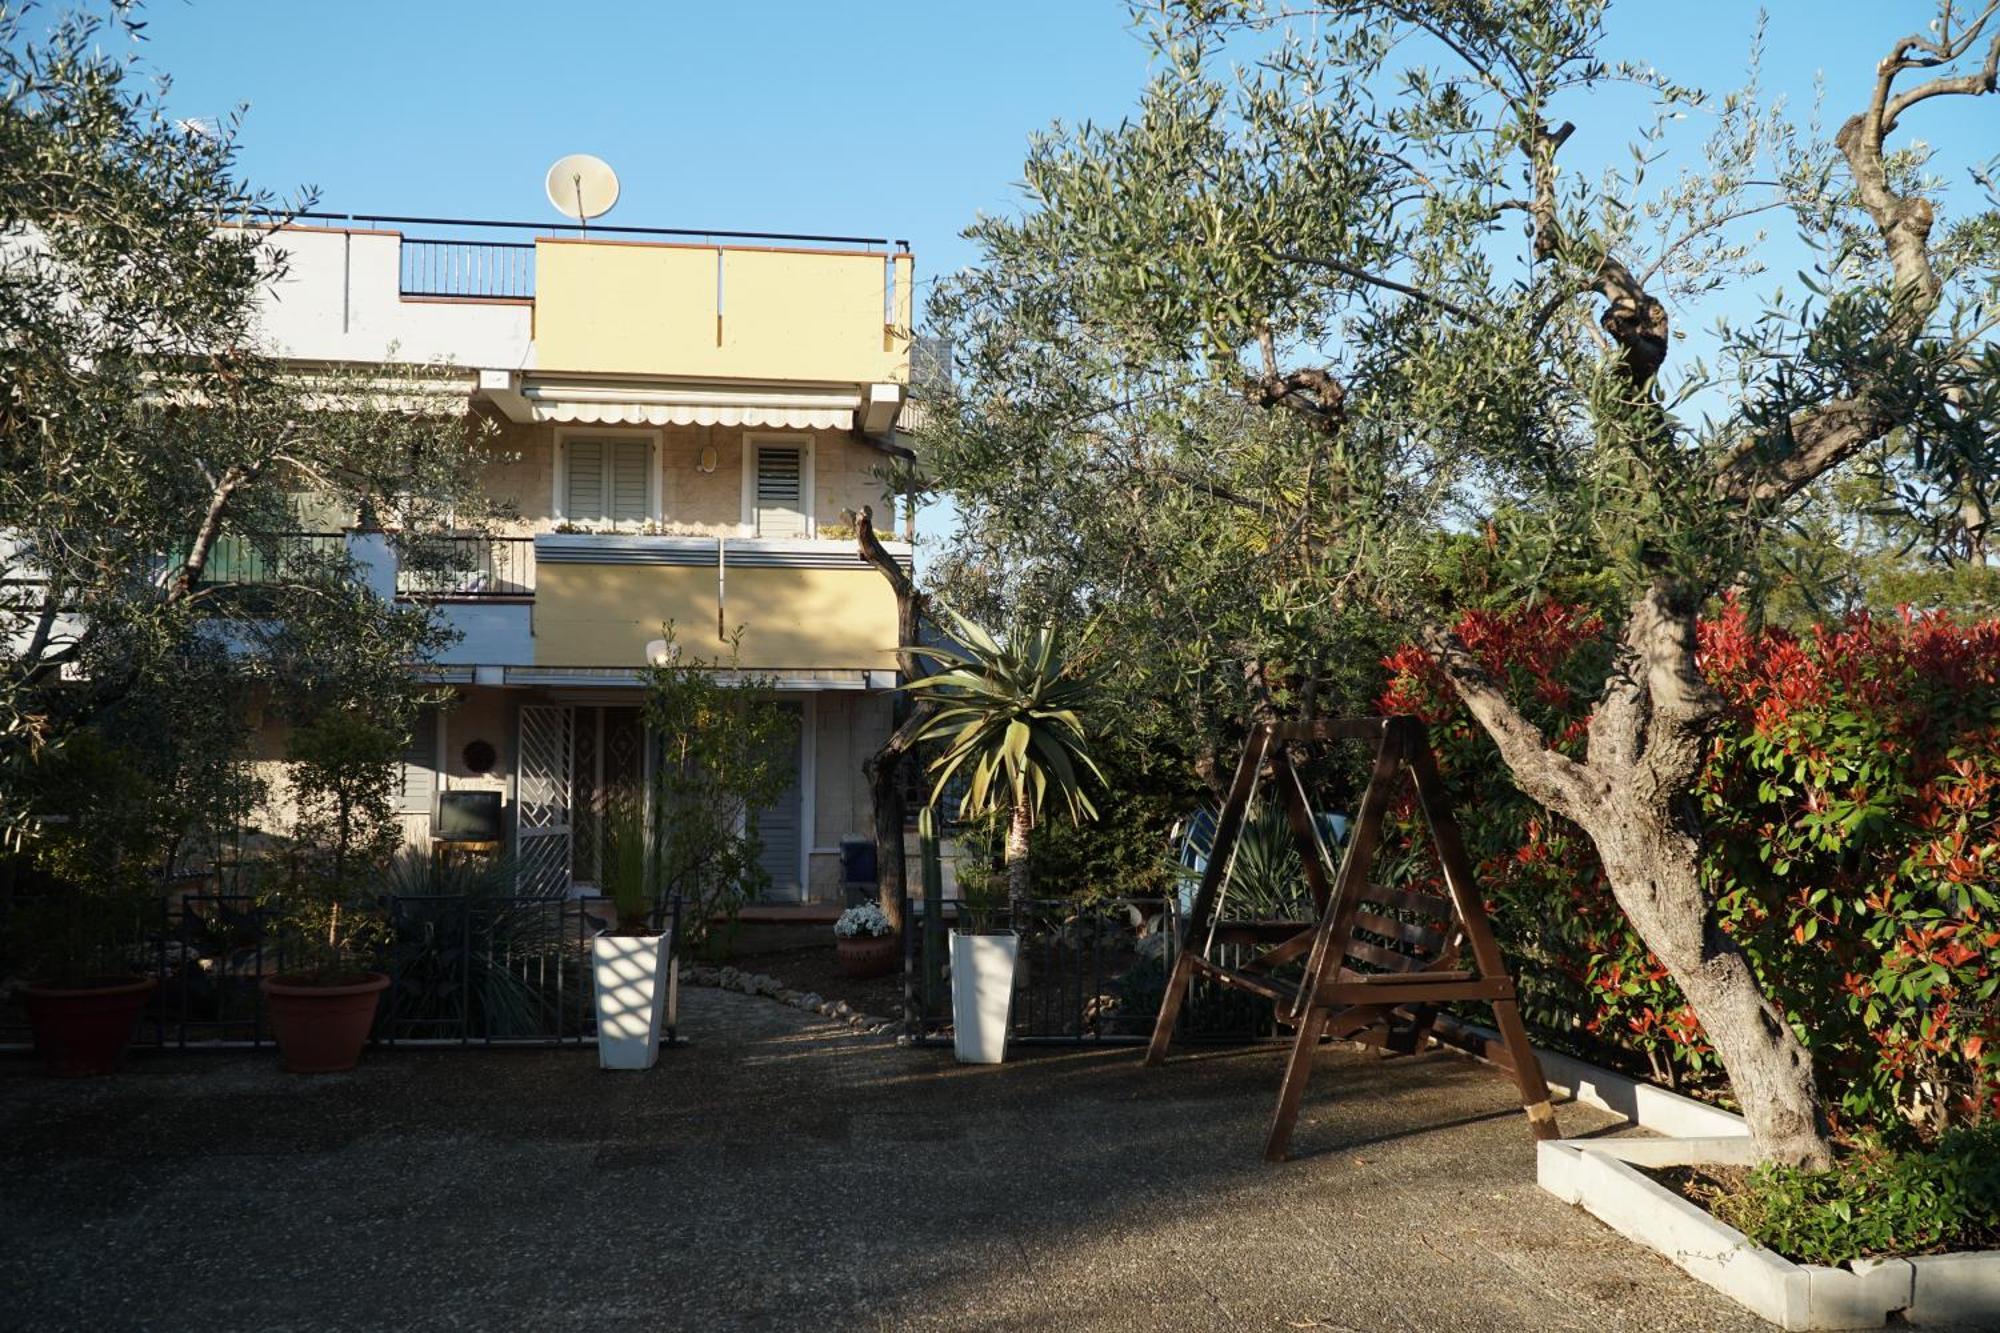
[835, 932, 899, 979]
[260, 972, 389, 1074]
[20, 976, 158, 1077]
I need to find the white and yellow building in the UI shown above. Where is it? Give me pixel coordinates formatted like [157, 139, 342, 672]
[249, 215, 916, 901]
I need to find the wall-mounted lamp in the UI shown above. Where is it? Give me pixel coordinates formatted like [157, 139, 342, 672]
[697, 445, 718, 473]
[645, 638, 680, 668]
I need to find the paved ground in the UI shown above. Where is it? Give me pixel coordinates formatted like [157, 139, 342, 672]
[0, 989, 1772, 1332]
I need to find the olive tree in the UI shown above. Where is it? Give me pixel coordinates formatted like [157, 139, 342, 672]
[1, 4, 494, 853]
[921, 0, 2000, 1165]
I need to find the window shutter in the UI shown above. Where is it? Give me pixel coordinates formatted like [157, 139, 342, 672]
[565, 441, 605, 520]
[755, 446, 808, 538]
[610, 441, 650, 523]
[400, 705, 439, 816]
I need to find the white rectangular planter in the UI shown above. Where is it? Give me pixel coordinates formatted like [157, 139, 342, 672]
[591, 932, 675, 1071]
[950, 930, 1018, 1064]
[1509, 1039, 2000, 1331]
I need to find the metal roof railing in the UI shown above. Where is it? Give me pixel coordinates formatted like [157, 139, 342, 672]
[277, 209, 910, 253]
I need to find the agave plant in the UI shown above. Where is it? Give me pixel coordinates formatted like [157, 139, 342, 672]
[376, 846, 577, 1040]
[902, 608, 1106, 912]
[1177, 801, 1343, 922]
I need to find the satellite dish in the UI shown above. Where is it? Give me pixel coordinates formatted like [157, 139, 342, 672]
[545, 154, 620, 230]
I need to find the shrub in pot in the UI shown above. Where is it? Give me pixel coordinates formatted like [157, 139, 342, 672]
[589, 803, 675, 1070]
[947, 876, 1020, 1064]
[833, 903, 898, 979]
[260, 892, 391, 1074]
[2, 737, 185, 1077]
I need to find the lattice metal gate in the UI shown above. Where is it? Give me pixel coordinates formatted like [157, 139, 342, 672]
[516, 704, 573, 896]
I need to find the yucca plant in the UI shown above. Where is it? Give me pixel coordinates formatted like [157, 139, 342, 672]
[902, 608, 1106, 913]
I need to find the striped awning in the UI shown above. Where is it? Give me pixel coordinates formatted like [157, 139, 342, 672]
[518, 377, 859, 430]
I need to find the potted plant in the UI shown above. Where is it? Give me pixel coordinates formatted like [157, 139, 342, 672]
[7, 883, 159, 1077]
[260, 711, 400, 1074]
[4, 736, 176, 1077]
[260, 901, 390, 1074]
[948, 885, 1019, 1065]
[901, 610, 1106, 1064]
[589, 802, 675, 1070]
[833, 903, 898, 978]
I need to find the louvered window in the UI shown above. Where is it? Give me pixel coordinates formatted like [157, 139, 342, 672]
[565, 439, 651, 524]
[754, 445, 808, 538]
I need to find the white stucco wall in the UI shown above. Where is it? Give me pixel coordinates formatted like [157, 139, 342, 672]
[246, 227, 533, 369]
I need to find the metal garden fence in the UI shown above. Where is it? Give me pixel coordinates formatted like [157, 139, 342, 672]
[899, 895, 1289, 1047]
[0, 891, 683, 1051]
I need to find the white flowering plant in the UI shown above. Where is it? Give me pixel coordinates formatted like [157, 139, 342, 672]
[833, 904, 894, 939]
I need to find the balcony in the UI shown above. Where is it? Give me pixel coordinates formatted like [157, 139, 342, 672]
[251, 214, 913, 391]
[187, 530, 907, 678]
[530, 533, 909, 674]
[395, 535, 536, 599]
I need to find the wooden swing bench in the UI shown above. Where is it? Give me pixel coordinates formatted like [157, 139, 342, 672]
[1144, 715, 1560, 1160]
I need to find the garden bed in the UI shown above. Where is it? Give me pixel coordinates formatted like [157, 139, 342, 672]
[1518, 1035, 2000, 1331]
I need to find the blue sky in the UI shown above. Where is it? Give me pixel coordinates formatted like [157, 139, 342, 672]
[129, 2, 1978, 316]
[124, 3, 1990, 552]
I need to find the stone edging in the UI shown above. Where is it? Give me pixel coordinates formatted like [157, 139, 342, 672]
[1464, 1025, 2000, 1331]
[680, 964, 898, 1036]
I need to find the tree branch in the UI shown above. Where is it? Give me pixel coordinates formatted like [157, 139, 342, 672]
[851, 503, 924, 679]
[1418, 620, 1607, 822]
[1275, 250, 1485, 324]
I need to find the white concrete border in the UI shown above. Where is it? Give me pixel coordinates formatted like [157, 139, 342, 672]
[1496, 1028, 2000, 1329]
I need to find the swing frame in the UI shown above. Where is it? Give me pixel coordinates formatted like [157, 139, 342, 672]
[1144, 715, 1560, 1161]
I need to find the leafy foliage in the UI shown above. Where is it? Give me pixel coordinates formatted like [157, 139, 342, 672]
[904, 608, 1107, 907]
[273, 708, 405, 977]
[905, 608, 1107, 826]
[377, 847, 576, 1040]
[917, 0, 2000, 1161]
[1703, 1123, 2000, 1265]
[641, 627, 797, 950]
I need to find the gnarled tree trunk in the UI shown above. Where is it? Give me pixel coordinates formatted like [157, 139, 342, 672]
[1427, 581, 1833, 1166]
[852, 504, 927, 931]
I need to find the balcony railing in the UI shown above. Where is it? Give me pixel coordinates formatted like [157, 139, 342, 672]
[396, 535, 536, 599]
[400, 239, 535, 300]
[277, 210, 910, 304]
[194, 532, 350, 586]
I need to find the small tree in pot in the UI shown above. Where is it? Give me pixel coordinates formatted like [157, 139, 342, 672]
[902, 609, 1106, 1062]
[260, 709, 403, 1074]
[4, 668, 262, 1076]
[587, 627, 797, 1068]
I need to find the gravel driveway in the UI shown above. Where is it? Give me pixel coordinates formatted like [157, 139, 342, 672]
[0, 987, 1771, 1331]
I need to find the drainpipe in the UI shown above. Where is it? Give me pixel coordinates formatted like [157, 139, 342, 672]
[717, 535, 726, 642]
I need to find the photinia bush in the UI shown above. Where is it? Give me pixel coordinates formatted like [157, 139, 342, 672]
[1382, 600, 2000, 1143]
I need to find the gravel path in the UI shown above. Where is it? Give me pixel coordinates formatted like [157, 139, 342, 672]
[0, 988, 1771, 1331]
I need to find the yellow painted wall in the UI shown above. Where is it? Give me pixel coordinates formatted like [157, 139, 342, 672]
[533, 239, 909, 383]
[533, 561, 897, 670]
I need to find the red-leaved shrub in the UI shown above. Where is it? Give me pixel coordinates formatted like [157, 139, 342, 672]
[1383, 600, 2000, 1142]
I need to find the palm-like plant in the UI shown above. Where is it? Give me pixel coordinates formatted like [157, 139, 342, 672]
[903, 608, 1106, 912]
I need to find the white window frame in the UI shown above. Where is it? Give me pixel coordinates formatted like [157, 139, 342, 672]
[553, 426, 663, 528]
[739, 432, 816, 538]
